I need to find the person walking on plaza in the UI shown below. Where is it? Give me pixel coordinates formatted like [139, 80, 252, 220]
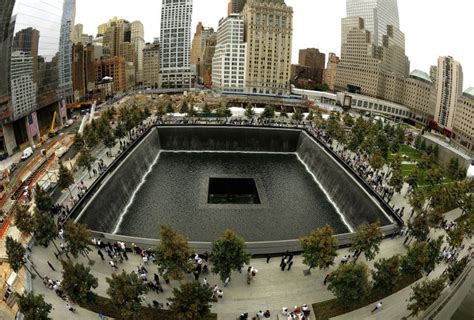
[97, 249, 104, 260]
[47, 261, 56, 272]
[280, 261, 287, 271]
[224, 277, 230, 287]
[287, 260, 293, 271]
[371, 301, 383, 313]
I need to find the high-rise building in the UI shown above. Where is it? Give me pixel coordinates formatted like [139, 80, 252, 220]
[243, 0, 293, 95]
[143, 40, 160, 88]
[191, 22, 204, 65]
[323, 53, 340, 91]
[131, 21, 145, 84]
[299, 48, 325, 71]
[95, 56, 127, 93]
[292, 48, 325, 84]
[434, 56, 463, 131]
[58, 0, 76, 103]
[212, 14, 246, 93]
[452, 89, 474, 155]
[72, 43, 97, 100]
[72, 24, 93, 45]
[0, 0, 64, 155]
[346, 0, 399, 46]
[160, 0, 194, 88]
[229, 0, 246, 14]
[335, 3, 409, 100]
[199, 34, 217, 86]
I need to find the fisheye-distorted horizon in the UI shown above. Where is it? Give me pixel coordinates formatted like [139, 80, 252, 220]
[76, 0, 473, 90]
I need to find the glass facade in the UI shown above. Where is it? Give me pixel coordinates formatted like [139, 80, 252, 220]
[346, 0, 400, 46]
[10, 0, 63, 120]
[58, 0, 75, 102]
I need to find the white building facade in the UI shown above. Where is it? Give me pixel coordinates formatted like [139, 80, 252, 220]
[159, 0, 194, 88]
[212, 14, 246, 93]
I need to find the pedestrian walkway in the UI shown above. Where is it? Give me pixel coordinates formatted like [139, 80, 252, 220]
[26, 118, 472, 320]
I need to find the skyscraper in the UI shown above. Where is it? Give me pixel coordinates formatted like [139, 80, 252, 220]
[143, 39, 160, 88]
[160, 0, 194, 88]
[212, 14, 246, 93]
[346, 0, 400, 46]
[58, 0, 76, 103]
[131, 21, 145, 84]
[229, 0, 246, 14]
[434, 56, 463, 131]
[243, 0, 293, 95]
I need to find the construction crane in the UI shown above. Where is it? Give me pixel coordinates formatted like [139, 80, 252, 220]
[39, 111, 58, 144]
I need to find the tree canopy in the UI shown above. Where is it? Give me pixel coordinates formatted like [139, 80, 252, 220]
[210, 229, 250, 282]
[168, 282, 215, 320]
[106, 270, 148, 320]
[300, 225, 338, 270]
[350, 222, 383, 261]
[155, 224, 192, 280]
[407, 277, 446, 317]
[16, 292, 52, 320]
[327, 262, 371, 306]
[61, 260, 98, 303]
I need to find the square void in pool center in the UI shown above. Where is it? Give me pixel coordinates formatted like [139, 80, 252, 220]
[208, 177, 260, 204]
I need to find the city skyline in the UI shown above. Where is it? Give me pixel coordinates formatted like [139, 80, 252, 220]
[75, 0, 473, 90]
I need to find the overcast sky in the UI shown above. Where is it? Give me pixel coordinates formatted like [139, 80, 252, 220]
[76, 0, 473, 90]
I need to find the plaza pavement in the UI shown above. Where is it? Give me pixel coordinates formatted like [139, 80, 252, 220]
[28, 123, 472, 320]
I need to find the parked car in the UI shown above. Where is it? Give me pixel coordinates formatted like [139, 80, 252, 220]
[20, 147, 33, 161]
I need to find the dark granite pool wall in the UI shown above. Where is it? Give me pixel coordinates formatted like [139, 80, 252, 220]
[157, 126, 301, 152]
[296, 131, 392, 228]
[75, 128, 161, 232]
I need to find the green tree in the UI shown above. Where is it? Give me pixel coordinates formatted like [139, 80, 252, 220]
[292, 108, 303, 122]
[83, 125, 98, 149]
[299, 225, 338, 271]
[34, 185, 53, 212]
[6, 236, 27, 274]
[155, 224, 193, 280]
[280, 110, 288, 118]
[102, 128, 116, 153]
[64, 221, 93, 263]
[369, 149, 385, 170]
[106, 270, 148, 320]
[350, 222, 383, 261]
[445, 256, 469, 284]
[33, 210, 60, 254]
[327, 262, 371, 306]
[168, 282, 214, 320]
[61, 260, 98, 303]
[73, 133, 85, 149]
[388, 169, 404, 193]
[447, 224, 465, 248]
[426, 167, 443, 186]
[244, 106, 255, 119]
[77, 147, 96, 178]
[180, 100, 189, 113]
[114, 122, 127, 140]
[16, 292, 52, 320]
[425, 236, 443, 273]
[166, 102, 174, 113]
[408, 188, 426, 213]
[400, 241, 429, 277]
[210, 229, 250, 282]
[405, 168, 419, 190]
[376, 132, 390, 159]
[407, 277, 446, 317]
[447, 158, 461, 179]
[306, 111, 315, 121]
[261, 105, 275, 119]
[57, 162, 74, 198]
[407, 213, 430, 241]
[14, 205, 35, 235]
[372, 255, 401, 291]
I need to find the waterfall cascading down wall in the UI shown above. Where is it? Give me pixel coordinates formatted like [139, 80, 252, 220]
[76, 126, 392, 237]
[75, 128, 161, 232]
[296, 131, 391, 228]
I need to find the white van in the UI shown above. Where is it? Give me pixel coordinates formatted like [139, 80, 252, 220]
[21, 147, 33, 161]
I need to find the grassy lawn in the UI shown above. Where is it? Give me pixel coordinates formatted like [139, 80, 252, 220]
[80, 295, 217, 320]
[401, 163, 417, 177]
[388, 144, 423, 163]
[312, 275, 420, 320]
